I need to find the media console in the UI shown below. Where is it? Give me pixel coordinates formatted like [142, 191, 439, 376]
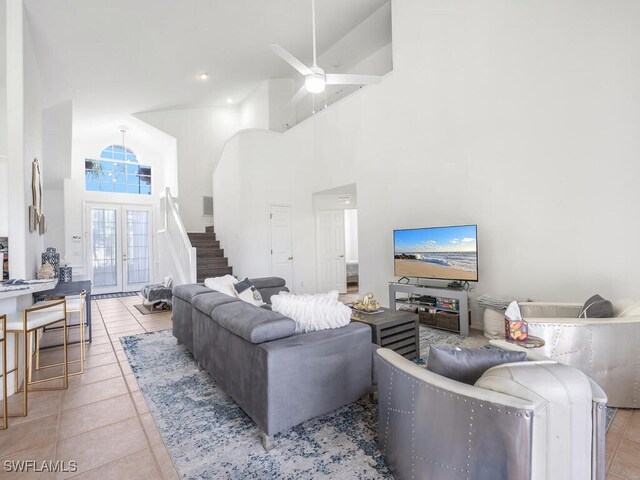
[388, 282, 470, 336]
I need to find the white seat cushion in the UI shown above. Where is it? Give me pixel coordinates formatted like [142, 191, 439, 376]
[6, 303, 66, 332]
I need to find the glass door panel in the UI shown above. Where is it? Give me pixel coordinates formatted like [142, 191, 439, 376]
[124, 208, 151, 290]
[90, 207, 120, 290]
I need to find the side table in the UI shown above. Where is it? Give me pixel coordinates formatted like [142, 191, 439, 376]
[351, 307, 420, 360]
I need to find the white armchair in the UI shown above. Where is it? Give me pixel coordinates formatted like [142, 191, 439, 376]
[375, 348, 606, 480]
[520, 300, 640, 408]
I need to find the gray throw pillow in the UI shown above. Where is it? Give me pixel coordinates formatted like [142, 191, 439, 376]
[234, 278, 254, 294]
[578, 294, 613, 318]
[427, 346, 527, 385]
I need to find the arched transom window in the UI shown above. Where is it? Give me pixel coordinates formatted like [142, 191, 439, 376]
[85, 145, 152, 195]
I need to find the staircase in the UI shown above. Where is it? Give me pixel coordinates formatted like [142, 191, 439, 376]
[188, 226, 233, 282]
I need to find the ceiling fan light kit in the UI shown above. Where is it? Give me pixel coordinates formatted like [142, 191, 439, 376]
[305, 67, 326, 93]
[270, 0, 382, 107]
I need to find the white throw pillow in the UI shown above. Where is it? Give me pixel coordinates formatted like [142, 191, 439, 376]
[236, 286, 264, 307]
[613, 298, 640, 317]
[620, 301, 640, 317]
[271, 291, 351, 334]
[204, 275, 238, 298]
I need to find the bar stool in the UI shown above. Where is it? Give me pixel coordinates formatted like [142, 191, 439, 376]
[34, 291, 87, 377]
[5, 299, 69, 417]
[0, 314, 7, 429]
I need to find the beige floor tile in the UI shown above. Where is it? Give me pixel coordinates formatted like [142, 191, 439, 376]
[119, 362, 134, 375]
[151, 443, 179, 480]
[609, 409, 632, 436]
[139, 413, 162, 446]
[103, 319, 137, 329]
[606, 474, 626, 480]
[55, 417, 148, 479]
[110, 330, 146, 340]
[0, 443, 56, 479]
[88, 336, 110, 346]
[609, 437, 640, 479]
[83, 343, 114, 357]
[68, 362, 122, 388]
[0, 413, 58, 457]
[124, 373, 140, 392]
[130, 391, 149, 415]
[62, 376, 128, 411]
[2, 390, 62, 427]
[82, 352, 118, 369]
[66, 448, 162, 480]
[58, 393, 137, 440]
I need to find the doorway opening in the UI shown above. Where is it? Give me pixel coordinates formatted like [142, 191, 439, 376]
[313, 184, 358, 301]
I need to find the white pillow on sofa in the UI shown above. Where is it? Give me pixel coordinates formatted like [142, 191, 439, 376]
[204, 275, 238, 298]
[271, 291, 350, 334]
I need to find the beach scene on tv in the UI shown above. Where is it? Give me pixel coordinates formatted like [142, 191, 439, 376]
[394, 225, 478, 281]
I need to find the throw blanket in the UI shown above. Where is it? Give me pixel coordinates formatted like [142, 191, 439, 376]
[271, 291, 351, 334]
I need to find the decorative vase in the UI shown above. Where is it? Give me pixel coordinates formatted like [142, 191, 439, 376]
[41, 247, 60, 278]
[59, 266, 72, 283]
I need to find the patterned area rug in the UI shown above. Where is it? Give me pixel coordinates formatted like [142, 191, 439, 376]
[121, 327, 615, 479]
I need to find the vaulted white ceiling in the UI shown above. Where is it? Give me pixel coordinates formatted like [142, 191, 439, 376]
[24, 0, 389, 117]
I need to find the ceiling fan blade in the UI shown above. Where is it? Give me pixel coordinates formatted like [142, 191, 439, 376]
[326, 74, 383, 86]
[286, 85, 308, 108]
[269, 44, 313, 76]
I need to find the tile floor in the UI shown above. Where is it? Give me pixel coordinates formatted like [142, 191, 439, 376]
[0, 293, 638, 479]
[0, 295, 178, 479]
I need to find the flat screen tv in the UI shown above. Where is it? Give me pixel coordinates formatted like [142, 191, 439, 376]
[394, 225, 478, 281]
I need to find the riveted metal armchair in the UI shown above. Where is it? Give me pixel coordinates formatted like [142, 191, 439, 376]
[375, 348, 606, 480]
[519, 301, 640, 408]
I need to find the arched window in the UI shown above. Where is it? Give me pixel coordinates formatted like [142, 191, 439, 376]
[85, 145, 152, 195]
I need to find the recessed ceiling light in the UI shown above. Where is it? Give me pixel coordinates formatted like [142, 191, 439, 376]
[199, 73, 209, 80]
[226, 98, 233, 104]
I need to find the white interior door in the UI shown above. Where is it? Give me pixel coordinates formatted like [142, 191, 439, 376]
[86, 203, 152, 294]
[270, 205, 293, 288]
[316, 209, 346, 293]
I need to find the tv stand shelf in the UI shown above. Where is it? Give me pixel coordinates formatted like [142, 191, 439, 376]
[389, 283, 470, 336]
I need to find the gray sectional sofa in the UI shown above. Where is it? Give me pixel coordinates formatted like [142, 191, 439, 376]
[172, 277, 373, 449]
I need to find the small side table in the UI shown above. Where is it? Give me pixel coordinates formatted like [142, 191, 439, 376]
[351, 307, 420, 360]
[505, 335, 545, 349]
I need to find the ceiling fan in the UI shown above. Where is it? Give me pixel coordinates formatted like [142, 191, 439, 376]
[269, 0, 383, 107]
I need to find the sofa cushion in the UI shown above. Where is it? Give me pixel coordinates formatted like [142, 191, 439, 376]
[578, 294, 613, 318]
[192, 291, 241, 316]
[213, 301, 295, 344]
[250, 277, 286, 289]
[172, 284, 211, 303]
[427, 346, 527, 385]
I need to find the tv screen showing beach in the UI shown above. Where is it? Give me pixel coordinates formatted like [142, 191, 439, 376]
[394, 225, 478, 281]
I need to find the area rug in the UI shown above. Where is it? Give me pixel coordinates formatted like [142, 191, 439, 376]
[121, 327, 616, 479]
[133, 303, 170, 315]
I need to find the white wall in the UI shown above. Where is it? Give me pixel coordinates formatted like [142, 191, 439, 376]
[240, 81, 269, 131]
[135, 106, 239, 233]
[64, 118, 177, 279]
[345, 209, 358, 263]
[214, 0, 640, 326]
[0, 87, 6, 155]
[42, 100, 72, 256]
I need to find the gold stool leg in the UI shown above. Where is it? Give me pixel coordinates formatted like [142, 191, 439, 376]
[2, 337, 7, 429]
[35, 329, 40, 371]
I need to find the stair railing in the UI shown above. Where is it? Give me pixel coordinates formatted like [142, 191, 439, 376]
[163, 187, 197, 284]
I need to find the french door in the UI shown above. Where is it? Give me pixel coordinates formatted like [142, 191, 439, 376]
[86, 203, 153, 294]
